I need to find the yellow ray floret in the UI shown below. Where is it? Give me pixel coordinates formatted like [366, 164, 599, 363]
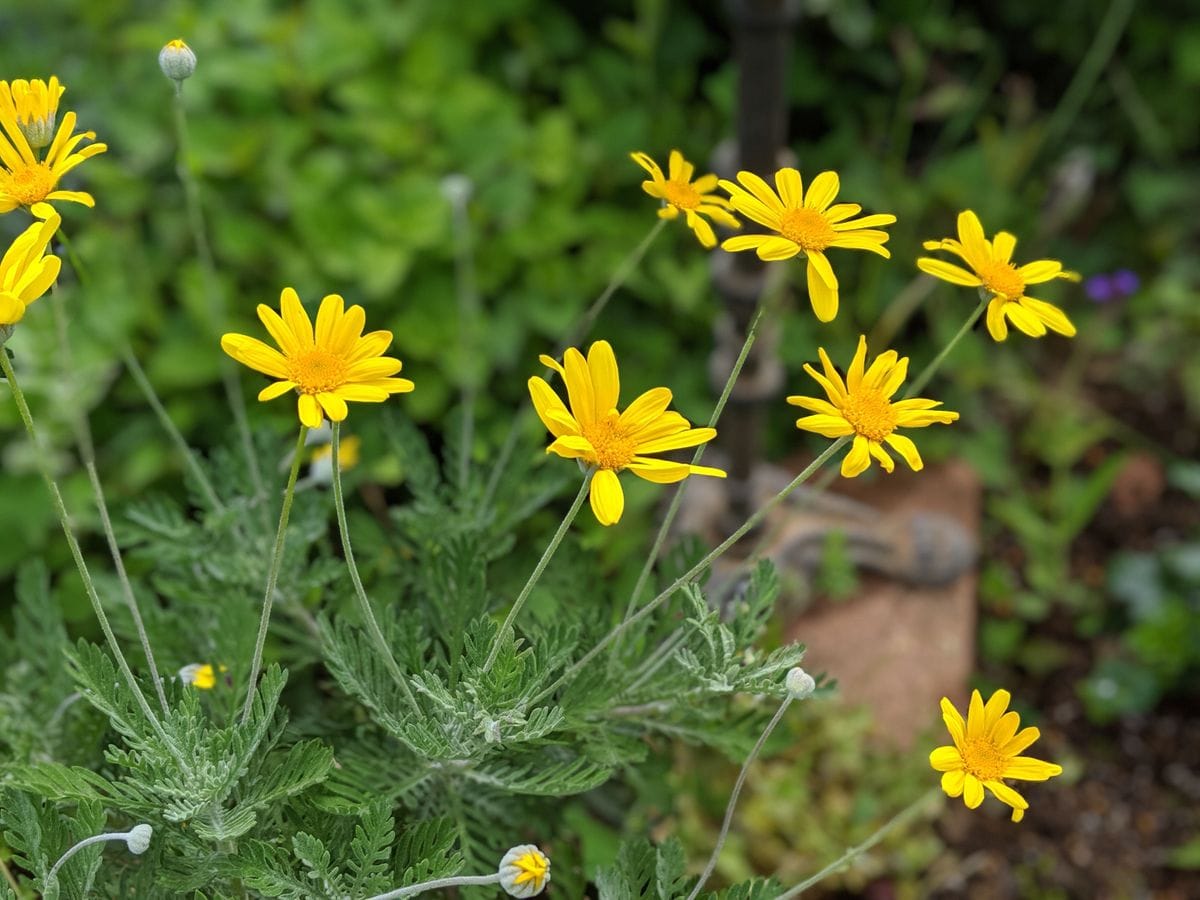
[719, 167, 896, 322]
[930, 689, 1063, 822]
[917, 210, 1080, 342]
[221, 287, 414, 428]
[630, 150, 740, 248]
[0, 78, 107, 213]
[528, 340, 725, 526]
[787, 335, 958, 478]
[0, 202, 62, 326]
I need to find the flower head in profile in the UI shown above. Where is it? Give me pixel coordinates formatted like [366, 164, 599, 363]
[498, 845, 550, 898]
[931, 689, 1063, 822]
[221, 287, 414, 428]
[0, 78, 107, 213]
[788, 335, 958, 478]
[178, 663, 226, 690]
[918, 211, 1080, 341]
[529, 340, 725, 525]
[0, 203, 61, 327]
[720, 168, 896, 322]
[631, 150, 740, 248]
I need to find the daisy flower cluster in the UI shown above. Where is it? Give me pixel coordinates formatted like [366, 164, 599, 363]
[0, 42, 1081, 900]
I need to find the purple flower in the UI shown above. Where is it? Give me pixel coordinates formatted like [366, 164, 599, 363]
[1084, 269, 1140, 303]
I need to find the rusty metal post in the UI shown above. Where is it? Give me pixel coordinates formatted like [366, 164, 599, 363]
[711, 0, 799, 529]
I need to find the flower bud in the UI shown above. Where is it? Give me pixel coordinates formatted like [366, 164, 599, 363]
[125, 824, 153, 855]
[785, 666, 815, 700]
[498, 844, 550, 897]
[159, 39, 197, 82]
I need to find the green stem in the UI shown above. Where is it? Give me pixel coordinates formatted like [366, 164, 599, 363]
[482, 471, 593, 674]
[85, 460, 170, 713]
[240, 424, 308, 724]
[1, 353, 169, 743]
[532, 437, 848, 705]
[611, 274, 776, 662]
[686, 696, 793, 900]
[1036, 0, 1137, 165]
[331, 422, 420, 710]
[120, 345, 225, 511]
[366, 873, 502, 900]
[777, 788, 941, 898]
[43, 239, 169, 714]
[481, 219, 667, 508]
[449, 191, 480, 490]
[53, 228, 225, 513]
[904, 294, 988, 399]
[171, 85, 268, 520]
[331, 422, 420, 713]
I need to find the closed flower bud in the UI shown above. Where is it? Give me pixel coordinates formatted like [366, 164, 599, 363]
[498, 844, 550, 897]
[125, 824, 153, 855]
[786, 666, 815, 700]
[159, 39, 197, 82]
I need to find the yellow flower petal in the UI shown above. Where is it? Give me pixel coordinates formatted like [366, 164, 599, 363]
[258, 381, 296, 401]
[986, 297, 1009, 341]
[298, 394, 323, 428]
[929, 746, 963, 772]
[941, 769, 966, 797]
[1003, 757, 1064, 781]
[804, 170, 840, 211]
[755, 236, 801, 261]
[280, 287, 314, 348]
[1016, 259, 1064, 284]
[1018, 296, 1076, 337]
[841, 434, 871, 478]
[589, 468, 624, 525]
[955, 210, 990, 267]
[806, 259, 838, 322]
[529, 377, 578, 438]
[918, 258, 983, 287]
[884, 433, 923, 471]
[963, 774, 985, 809]
[794, 414, 855, 438]
[774, 167, 803, 207]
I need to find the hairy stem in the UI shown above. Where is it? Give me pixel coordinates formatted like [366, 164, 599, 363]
[240, 425, 308, 724]
[482, 471, 593, 673]
[481, 219, 667, 508]
[331, 422, 420, 712]
[41, 260, 170, 714]
[533, 437, 849, 705]
[1, 353, 171, 746]
[612, 272, 778, 662]
[171, 84, 268, 519]
[366, 873, 501, 900]
[777, 788, 941, 898]
[904, 294, 987, 398]
[686, 696, 793, 899]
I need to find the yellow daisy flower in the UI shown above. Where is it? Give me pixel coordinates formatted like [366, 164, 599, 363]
[630, 150, 740, 248]
[528, 340, 725, 526]
[931, 689, 1063, 822]
[178, 662, 227, 690]
[719, 168, 896, 322]
[787, 335, 958, 478]
[0, 78, 107, 213]
[0, 203, 62, 326]
[917, 210, 1081, 342]
[221, 287, 414, 428]
[311, 434, 361, 471]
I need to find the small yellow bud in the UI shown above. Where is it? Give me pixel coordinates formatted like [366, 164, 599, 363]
[159, 39, 197, 82]
[498, 845, 550, 897]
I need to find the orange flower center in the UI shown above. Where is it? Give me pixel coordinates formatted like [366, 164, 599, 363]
[779, 207, 835, 251]
[840, 388, 897, 443]
[581, 412, 637, 470]
[979, 260, 1025, 300]
[961, 737, 1007, 782]
[287, 348, 347, 394]
[2, 162, 55, 206]
[662, 179, 702, 210]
